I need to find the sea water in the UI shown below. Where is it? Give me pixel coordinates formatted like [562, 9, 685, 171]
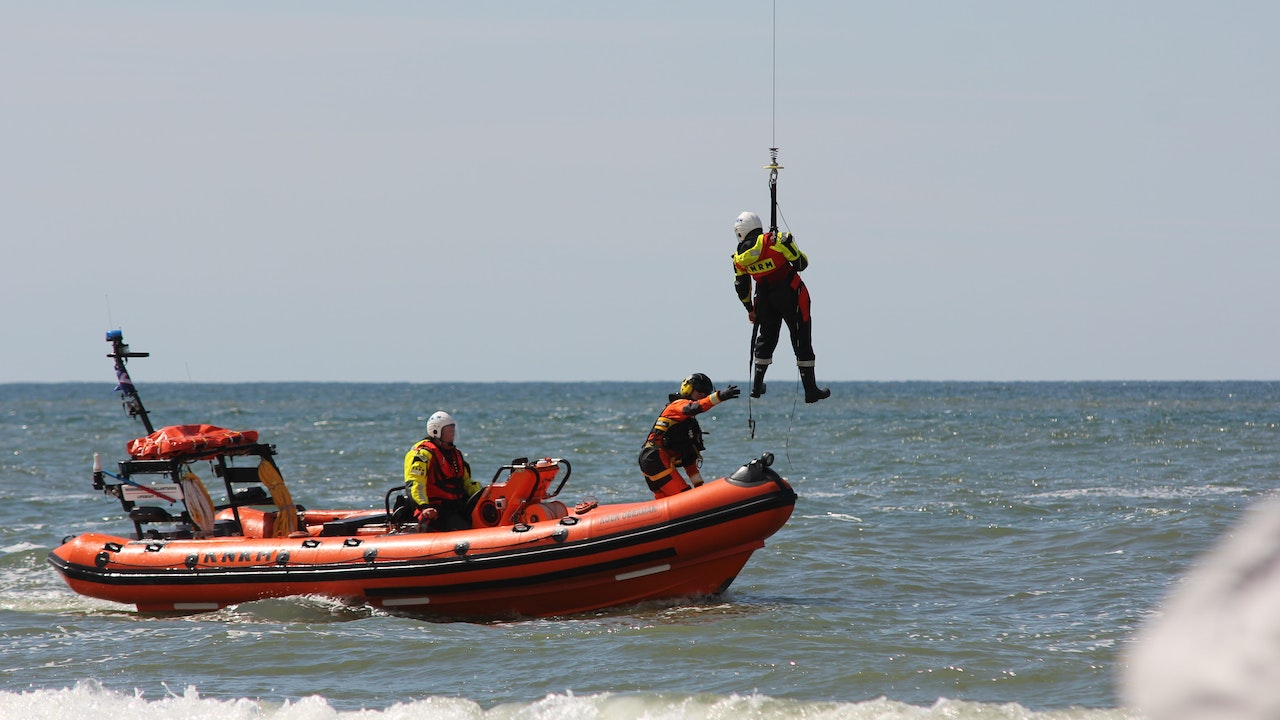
[3, 380, 1278, 719]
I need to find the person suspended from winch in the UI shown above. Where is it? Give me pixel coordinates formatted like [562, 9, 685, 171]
[638, 373, 740, 499]
[732, 149, 830, 404]
[403, 411, 480, 531]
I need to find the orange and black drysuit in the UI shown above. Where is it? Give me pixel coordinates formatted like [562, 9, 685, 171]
[733, 229, 829, 402]
[638, 391, 731, 499]
[403, 438, 479, 530]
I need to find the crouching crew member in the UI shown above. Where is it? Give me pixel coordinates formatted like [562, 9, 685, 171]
[638, 373, 740, 499]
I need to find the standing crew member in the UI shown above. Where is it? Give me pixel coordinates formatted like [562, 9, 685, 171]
[403, 411, 480, 531]
[638, 373, 740, 499]
[732, 211, 830, 403]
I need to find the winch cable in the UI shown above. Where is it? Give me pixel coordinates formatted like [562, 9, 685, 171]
[752, 1, 798, 469]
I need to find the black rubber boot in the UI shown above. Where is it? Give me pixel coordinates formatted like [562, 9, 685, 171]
[800, 366, 830, 404]
[750, 364, 769, 398]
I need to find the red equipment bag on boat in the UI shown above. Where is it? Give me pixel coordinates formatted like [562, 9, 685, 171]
[127, 424, 259, 460]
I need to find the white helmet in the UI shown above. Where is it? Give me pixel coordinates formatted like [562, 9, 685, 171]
[735, 211, 763, 241]
[426, 411, 456, 440]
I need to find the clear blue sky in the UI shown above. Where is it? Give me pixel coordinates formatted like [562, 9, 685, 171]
[3, 2, 1276, 383]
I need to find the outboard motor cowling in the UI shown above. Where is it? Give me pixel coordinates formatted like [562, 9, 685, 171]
[727, 452, 783, 487]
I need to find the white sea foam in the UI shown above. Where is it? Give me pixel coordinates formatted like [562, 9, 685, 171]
[0, 683, 1140, 720]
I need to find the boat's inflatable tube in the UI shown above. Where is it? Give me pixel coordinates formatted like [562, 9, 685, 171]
[48, 466, 798, 618]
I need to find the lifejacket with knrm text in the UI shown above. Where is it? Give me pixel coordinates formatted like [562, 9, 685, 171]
[733, 232, 796, 285]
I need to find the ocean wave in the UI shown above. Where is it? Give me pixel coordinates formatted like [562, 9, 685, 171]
[0, 682, 1141, 720]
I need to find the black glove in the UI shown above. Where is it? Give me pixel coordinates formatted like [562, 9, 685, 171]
[719, 385, 741, 401]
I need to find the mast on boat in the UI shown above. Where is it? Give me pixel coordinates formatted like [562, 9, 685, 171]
[106, 329, 154, 434]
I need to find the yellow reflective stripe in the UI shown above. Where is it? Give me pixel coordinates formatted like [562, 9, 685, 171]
[732, 236, 766, 267]
[776, 233, 801, 261]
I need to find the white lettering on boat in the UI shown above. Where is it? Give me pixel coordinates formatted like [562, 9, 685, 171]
[597, 506, 660, 525]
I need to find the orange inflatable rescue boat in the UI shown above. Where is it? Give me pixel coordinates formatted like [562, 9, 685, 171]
[47, 332, 797, 619]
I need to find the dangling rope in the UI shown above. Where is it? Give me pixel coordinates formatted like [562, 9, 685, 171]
[747, 321, 758, 439]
